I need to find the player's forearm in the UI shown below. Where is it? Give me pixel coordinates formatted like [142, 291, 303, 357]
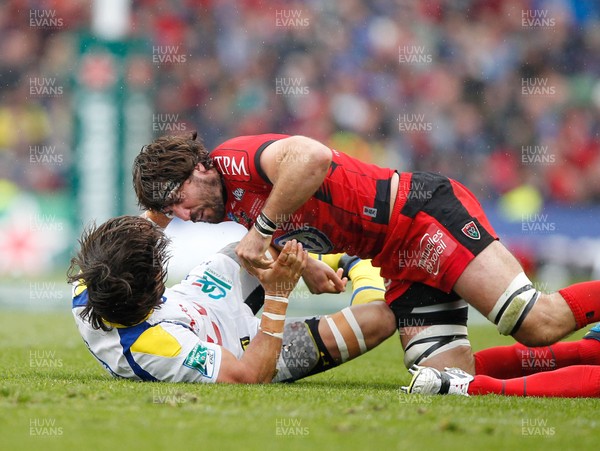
[237, 294, 289, 383]
[227, 241, 305, 382]
[262, 136, 331, 224]
[237, 332, 285, 383]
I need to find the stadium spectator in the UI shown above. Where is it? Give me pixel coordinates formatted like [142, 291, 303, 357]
[3, 0, 600, 202]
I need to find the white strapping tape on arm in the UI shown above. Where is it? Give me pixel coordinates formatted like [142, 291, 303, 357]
[341, 307, 367, 354]
[325, 315, 349, 362]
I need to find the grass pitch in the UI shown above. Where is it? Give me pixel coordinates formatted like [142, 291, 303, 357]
[0, 311, 597, 451]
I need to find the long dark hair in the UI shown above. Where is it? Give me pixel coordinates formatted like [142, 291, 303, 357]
[132, 131, 213, 211]
[67, 216, 170, 331]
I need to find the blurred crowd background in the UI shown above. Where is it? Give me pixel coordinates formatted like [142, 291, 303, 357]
[3, 0, 600, 200]
[1, 0, 599, 284]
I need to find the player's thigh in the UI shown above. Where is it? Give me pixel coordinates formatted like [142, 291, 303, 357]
[454, 242, 576, 343]
[452, 240, 523, 318]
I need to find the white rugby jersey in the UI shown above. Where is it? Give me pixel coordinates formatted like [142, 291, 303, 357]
[72, 248, 262, 383]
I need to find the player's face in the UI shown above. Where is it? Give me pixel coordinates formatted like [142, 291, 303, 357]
[168, 166, 225, 223]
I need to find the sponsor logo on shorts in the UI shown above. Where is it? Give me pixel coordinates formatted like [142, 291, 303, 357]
[418, 229, 448, 276]
[461, 221, 480, 240]
[183, 343, 216, 378]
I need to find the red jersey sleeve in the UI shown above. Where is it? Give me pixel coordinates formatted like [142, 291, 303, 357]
[211, 134, 290, 185]
[212, 134, 289, 229]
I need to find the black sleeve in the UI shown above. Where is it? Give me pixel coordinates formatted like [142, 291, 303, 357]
[254, 139, 280, 185]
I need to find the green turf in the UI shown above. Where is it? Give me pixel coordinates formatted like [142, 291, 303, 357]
[0, 311, 597, 451]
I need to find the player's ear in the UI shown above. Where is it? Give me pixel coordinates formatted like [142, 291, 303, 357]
[194, 162, 207, 173]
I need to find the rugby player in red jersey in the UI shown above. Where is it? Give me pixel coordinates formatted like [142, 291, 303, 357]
[133, 132, 600, 377]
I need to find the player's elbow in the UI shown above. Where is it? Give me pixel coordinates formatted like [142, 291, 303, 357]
[223, 373, 259, 384]
[287, 135, 331, 173]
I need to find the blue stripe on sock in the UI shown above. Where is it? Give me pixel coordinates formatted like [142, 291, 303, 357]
[347, 258, 360, 272]
[350, 286, 386, 304]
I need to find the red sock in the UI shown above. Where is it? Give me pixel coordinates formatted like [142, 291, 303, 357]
[468, 366, 600, 397]
[559, 281, 600, 328]
[475, 344, 527, 379]
[474, 339, 600, 378]
[552, 339, 600, 367]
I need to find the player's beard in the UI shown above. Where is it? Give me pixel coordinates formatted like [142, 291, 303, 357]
[190, 173, 226, 223]
[206, 178, 225, 222]
[209, 185, 226, 223]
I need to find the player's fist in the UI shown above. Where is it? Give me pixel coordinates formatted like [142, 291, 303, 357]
[236, 227, 274, 273]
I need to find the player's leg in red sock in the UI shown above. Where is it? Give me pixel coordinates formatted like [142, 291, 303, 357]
[468, 365, 600, 398]
[453, 241, 600, 345]
[559, 281, 600, 329]
[474, 337, 600, 378]
[474, 344, 526, 379]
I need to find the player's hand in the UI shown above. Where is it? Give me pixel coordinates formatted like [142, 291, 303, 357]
[236, 227, 274, 274]
[302, 257, 347, 294]
[254, 240, 307, 297]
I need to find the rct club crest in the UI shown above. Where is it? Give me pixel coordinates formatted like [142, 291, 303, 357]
[461, 221, 480, 240]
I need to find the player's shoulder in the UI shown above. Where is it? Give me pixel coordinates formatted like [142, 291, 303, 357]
[212, 134, 290, 153]
[71, 279, 89, 309]
[210, 135, 289, 181]
[127, 321, 188, 358]
[133, 325, 221, 383]
[173, 250, 241, 301]
[187, 248, 240, 278]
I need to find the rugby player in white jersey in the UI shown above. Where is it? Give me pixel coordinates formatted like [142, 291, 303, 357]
[69, 216, 395, 383]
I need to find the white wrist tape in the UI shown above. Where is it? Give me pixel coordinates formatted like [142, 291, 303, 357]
[259, 328, 284, 339]
[262, 312, 286, 322]
[264, 295, 289, 304]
